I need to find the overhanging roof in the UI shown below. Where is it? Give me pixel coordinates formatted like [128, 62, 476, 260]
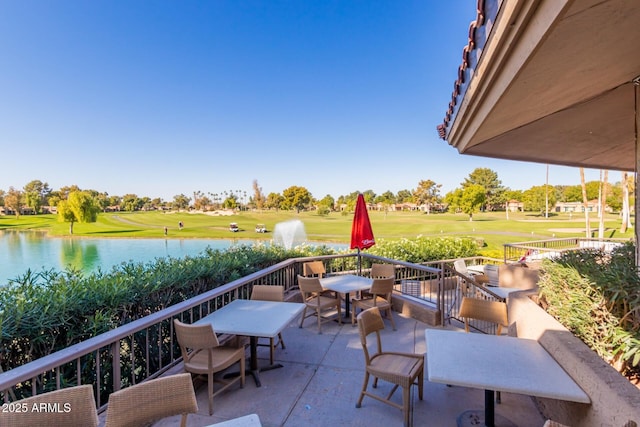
[438, 0, 640, 172]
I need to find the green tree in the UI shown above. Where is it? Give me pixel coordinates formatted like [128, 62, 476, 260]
[58, 185, 81, 200]
[4, 187, 22, 218]
[57, 191, 99, 234]
[109, 195, 122, 208]
[361, 190, 376, 204]
[223, 195, 238, 210]
[23, 180, 51, 214]
[93, 192, 111, 212]
[121, 194, 143, 212]
[559, 185, 583, 202]
[445, 184, 486, 221]
[523, 185, 557, 214]
[150, 198, 163, 210]
[316, 194, 335, 216]
[172, 194, 190, 210]
[395, 189, 413, 203]
[374, 191, 395, 205]
[264, 192, 284, 210]
[281, 186, 312, 213]
[337, 191, 370, 212]
[606, 180, 622, 213]
[585, 181, 601, 200]
[462, 168, 504, 211]
[413, 179, 442, 214]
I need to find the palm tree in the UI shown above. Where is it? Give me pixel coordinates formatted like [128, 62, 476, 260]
[580, 168, 590, 238]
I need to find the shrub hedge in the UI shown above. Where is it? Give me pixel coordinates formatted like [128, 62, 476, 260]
[538, 242, 640, 379]
[0, 244, 334, 371]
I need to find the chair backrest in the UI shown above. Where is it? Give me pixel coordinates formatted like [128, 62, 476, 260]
[356, 307, 385, 365]
[483, 264, 499, 286]
[459, 297, 508, 335]
[453, 259, 470, 276]
[303, 261, 326, 278]
[370, 263, 394, 279]
[104, 373, 197, 427]
[174, 319, 220, 358]
[1, 384, 99, 427]
[251, 285, 284, 302]
[369, 277, 394, 297]
[297, 275, 323, 295]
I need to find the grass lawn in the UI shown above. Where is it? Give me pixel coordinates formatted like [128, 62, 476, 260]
[0, 210, 631, 256]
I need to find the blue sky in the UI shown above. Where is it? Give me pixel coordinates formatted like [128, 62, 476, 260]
[0, 1, 604, 202]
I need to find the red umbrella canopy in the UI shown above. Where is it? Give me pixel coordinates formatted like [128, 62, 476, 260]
[350, 193, 375, 250]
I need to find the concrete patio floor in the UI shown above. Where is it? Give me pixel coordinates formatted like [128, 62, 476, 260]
[136, 312, 546, 427]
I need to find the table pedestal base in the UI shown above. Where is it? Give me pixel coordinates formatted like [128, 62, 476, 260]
[223, 336, 286, 387]
[223, 362, 284, 388]
[456, 410, 517, 427]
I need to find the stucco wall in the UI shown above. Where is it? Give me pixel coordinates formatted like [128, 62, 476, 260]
[509, 294, 640, 427]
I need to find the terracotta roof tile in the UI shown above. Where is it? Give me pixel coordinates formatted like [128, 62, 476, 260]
[437, 0, 502, 140]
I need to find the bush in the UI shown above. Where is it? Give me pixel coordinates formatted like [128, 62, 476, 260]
[0, 244, 334, 372]
[538, 242, 640, 379]
[367, 236, 479, 263]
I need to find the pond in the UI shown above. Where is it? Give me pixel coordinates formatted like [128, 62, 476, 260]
[0, 231, 347, 285]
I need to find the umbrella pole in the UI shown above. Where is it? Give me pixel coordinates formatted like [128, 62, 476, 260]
[357, 248, 362, 276]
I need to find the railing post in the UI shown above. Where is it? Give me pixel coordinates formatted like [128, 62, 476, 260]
[111, 340, 121, 393]
[438, 262, 444, 326]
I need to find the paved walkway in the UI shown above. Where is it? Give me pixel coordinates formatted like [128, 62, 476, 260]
[142, 312, 546, 427]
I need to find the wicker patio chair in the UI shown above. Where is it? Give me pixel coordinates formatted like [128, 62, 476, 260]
[251, 285, 286, 364]
[302, 260, 326, 278]
[174, 319, 245, 415]
[355, 307, 424, 427]
[351, 277, 396, 330]
[459, 296, 508, 335]
[362, 263, 395, 299]
[103, 373, 197, 427]
[1, 384, 98, 427]
[483, 264, 500, 286]
[370, 263, 395, 279]
[453, 259, 488, 284]
[297, 275, 341, 333]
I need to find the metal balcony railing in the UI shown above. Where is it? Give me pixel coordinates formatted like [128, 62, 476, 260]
[503, 237, 628, 263]
[0, 252, 503, 410]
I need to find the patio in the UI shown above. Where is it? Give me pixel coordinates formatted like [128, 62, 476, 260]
[126, 311, 546, 427]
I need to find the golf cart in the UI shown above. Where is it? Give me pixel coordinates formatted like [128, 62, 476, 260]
[255, 224, 267, 233]
[229, 223, 239, 232]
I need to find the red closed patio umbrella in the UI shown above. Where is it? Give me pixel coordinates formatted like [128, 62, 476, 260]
[351, 193, 375, 273]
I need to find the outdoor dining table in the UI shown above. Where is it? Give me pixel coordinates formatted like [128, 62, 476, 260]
[425, 329, 590, 427]
[197, 299, 304, 387]
[319, 274, 373, 317]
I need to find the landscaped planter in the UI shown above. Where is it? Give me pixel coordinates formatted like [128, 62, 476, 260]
[508, 293, 640, 427]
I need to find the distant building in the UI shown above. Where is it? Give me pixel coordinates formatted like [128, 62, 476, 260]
[554, 200, 604, 213]
[506, 200, 524, 212]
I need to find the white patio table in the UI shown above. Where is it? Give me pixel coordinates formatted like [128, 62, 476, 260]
[319, 274, 373, 317]
[425, 329, 590, 427]
[197, 299, 304, 387]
